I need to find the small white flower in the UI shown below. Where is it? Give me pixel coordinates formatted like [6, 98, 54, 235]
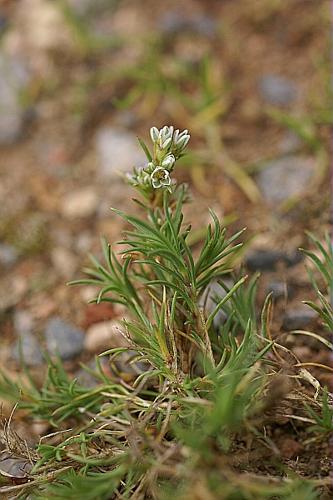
[150, 126, 159, 143]
[162, 154, 175, 170]
[151, 167, 171, 189]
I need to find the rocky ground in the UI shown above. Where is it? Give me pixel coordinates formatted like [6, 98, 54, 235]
[0, 0, 331, 487]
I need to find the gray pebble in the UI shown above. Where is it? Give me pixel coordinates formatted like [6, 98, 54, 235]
[284, 250, 303, 267]
[256, 156, 315, 205]
[95, 127, 145, 180]
[0, 53, 30, 144]
[0, 243, 19, 267]
[13, 310, 34, 334]
[266, 281, 290, 300]
[159, 12, 217, 37]
[45, 316, 84, 360]
[282, 305, 318, 330]
[12, 332, 43, 366]
[0, 276, 27, 312]
[67, 0, 107, 17]
[75, 358, 108, 388]
[246, 248, 303, 272]
[0, 456, 32, 478]
[258, 74, 297, 106]
[279, 132, 302, 155]
[246, 250, 283, 271]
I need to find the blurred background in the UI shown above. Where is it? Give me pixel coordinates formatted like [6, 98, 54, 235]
[0, 0, 331, 411]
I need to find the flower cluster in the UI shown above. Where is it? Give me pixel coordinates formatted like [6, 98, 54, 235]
[127, 126, 190, 195]
[150, 126, 190, 155]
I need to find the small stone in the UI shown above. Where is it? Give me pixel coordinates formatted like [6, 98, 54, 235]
[29, 295, 56, 320]
[256, 156, 315, 205]
[13, 310, 34, 334]
[266, 281, 288, 300]
[191, 15, 217, 36]
[13, 310, 43, 366]
[159, 12, 217, 37]
[51, 247, 77, 278]
[283, 250, 303, 267]
[246, 250, 283, 271]
[159, 12, 190, 33]
[75, 358, 109, 388]
[0, 16, 8, 34]
[45, 316, 84, 360]
[75, 231, 93, 253]
[61, 188, 98, 219]
[80, 286, 98, 303]
[67, 0, 107, 17]
[75, 366, 99, 388]
[31, 420, 50, 437]
[113, 349, 150, 381]
[112, 302, 128, 317]
[283, 305, 318, 331]
[8, 0, 74, 58]
[51, 227, 73, 247]
[279, 132, 302, 154]
[0, 53, 30, 144]
[12, 332, 43, 366]
[113, 110, 138, 128]
[83, 303, 114, 329]
[84, 320, 129, 353]
[95, 127, 145, 180]
[258, 74, 297, 106]
[0, 276, 27, 312]
[0, 243, 19, 267]
[0, 456, 32, 479]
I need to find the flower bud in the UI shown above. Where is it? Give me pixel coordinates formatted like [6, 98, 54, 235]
[162, 154, 175, 170]
[150, 126, 159, 143]
[176, 134, 190, 149]
[166, 125, 174, 138]
[161, 137, 172, 150]
[173, 129, 180, 143]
